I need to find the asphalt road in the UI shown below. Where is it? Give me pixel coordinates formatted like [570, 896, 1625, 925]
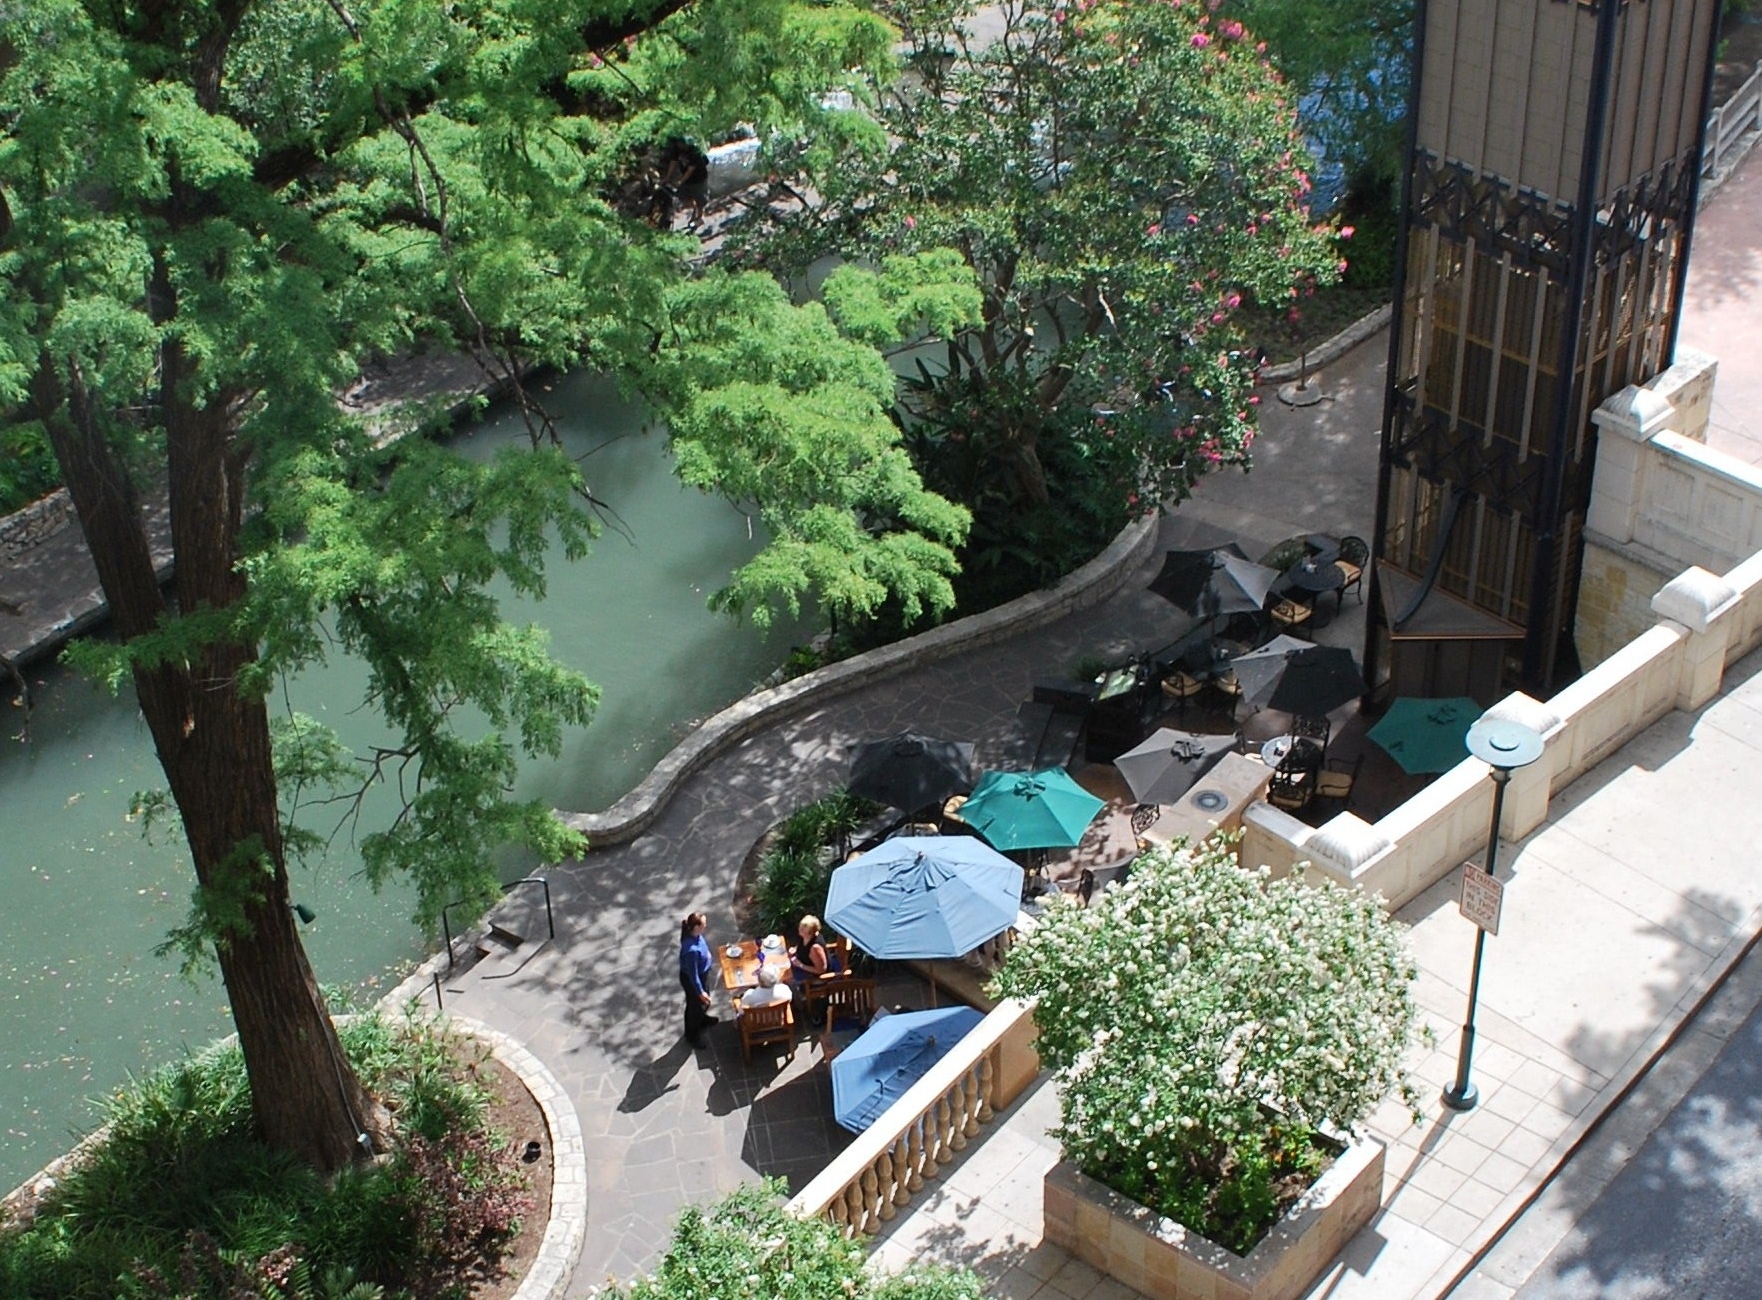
[1477, 941, 1762, 1300]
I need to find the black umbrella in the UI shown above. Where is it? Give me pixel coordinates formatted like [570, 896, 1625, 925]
[848, 732, 976, 813]
[1149, 548, 1279, 619]
[1113, 728, 1239, 804]
[1231, 644, 1364, 715]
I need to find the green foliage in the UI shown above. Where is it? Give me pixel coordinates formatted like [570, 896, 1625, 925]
[595, 1180, 983, 1299]
[0, 423, 61, 514]
[0, 1013, 519, 1300]
[993, 838, 1420, 1254]
[752, 790, 879, 937]
[739, 0, 1342, 595]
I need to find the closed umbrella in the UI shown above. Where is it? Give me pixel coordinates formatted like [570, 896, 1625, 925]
[1367, 697, 1483, 774]
[1113, 728, 1239, 805]
[825, 836, 1022, 960]
[831, 1006, 984, 1133]
[848, 731, 975, 813]
[1230, 642, 1363, 715]
[960, 768, 1107, 851]
[1148, 548, 1280, 619]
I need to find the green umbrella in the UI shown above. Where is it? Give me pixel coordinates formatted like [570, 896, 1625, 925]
[1366, 697, 1483, 774]
[960, 768, 1106, 851]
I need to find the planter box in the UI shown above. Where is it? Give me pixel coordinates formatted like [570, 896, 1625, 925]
[1043, 1136, 1384, 1300]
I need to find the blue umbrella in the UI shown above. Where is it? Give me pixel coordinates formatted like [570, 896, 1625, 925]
[831, 1006, 984, 1133]
[826, 836, 1022, 960]
[960, 768, 1106, 851]
[1367, 697, 1483, 774]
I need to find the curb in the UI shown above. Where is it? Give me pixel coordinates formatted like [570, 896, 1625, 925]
[556, 512, 1161, 846]
[445, 1015, 588, 1300]
[1420, 904, 1762, 1300]
[1258, 303, 1393, 385]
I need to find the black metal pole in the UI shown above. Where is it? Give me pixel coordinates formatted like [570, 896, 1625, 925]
[1443, 766, 1512, 1111]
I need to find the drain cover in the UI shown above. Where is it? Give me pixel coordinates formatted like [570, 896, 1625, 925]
[1191, 789, 1228, 812]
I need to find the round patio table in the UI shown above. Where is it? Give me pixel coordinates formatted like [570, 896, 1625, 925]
[1261, 735, 1324, 770]
[1286, 559, 1345, 596]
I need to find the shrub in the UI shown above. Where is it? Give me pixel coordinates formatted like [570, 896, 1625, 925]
[752, 790, 879, 939]
[992, 838, 1419, 1254]
[590, 1181, 982, 1300]
[0, 1013, 525, 1300]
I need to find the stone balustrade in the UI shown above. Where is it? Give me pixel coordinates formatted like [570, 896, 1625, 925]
[788, 997, 1039, 1237]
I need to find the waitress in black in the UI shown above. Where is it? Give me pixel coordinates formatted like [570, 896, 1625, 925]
[678, 911, 716, 1047]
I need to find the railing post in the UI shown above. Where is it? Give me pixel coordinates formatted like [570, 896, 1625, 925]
[431, 970, 444, 1011]
[440, 904, 456, 971]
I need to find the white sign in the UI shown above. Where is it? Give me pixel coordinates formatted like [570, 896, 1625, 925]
[1458, 866, 1504, 936]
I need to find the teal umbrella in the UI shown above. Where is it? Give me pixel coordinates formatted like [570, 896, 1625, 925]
[961, 768, 1106, 851]
[1366, 697, 1483, 774]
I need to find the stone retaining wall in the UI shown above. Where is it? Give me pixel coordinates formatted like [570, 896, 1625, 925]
[0, 489, 74, 567]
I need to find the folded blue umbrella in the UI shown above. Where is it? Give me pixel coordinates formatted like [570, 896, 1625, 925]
[826, 836, 1022, 960]
[830, 1006, 985, 1133]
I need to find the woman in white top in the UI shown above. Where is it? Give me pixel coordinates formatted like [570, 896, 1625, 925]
[739, 964, 793, 1009]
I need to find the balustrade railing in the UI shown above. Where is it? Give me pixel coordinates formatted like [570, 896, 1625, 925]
[788, 997, 1038, 1237]
[1704, 62, 1762, 184]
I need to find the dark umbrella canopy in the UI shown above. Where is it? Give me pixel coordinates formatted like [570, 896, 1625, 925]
[1227, 635, 1311, 703]
[848, 732, 975, 813]
[1231, 643, 1363, 715]
[1148, 548, 1279, 619]
[1367, 697, 1483, 774]
[1113, 728, 1239, 804]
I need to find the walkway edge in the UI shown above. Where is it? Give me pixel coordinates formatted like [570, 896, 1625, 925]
[1420, 902, 1762, 1300]
[555, 512, 1162, 846]
[445, 1014, 588, 1300]
[1259, 303, 1394, 385]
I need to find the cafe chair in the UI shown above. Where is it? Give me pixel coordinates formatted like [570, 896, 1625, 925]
[818, 978, 879, 1062]
[1335, 535, 1369, 604]
[1269, 597, 1313, 639]
[1266, 765, 1316, 813]
[1291, 713, 1331, 755]
[1160, 670, 1204, 718]
[801, 938, 855, 1021]
[737, 999, 796, 1065]
[1206, 669, 1244, 714]
[1315, 754, 1362, 811]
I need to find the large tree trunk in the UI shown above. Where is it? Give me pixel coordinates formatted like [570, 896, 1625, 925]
[36, 350, 387, 1173]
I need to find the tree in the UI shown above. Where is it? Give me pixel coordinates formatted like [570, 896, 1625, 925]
[0, 0, 970, 1172]
[737, 0, 1342, 538]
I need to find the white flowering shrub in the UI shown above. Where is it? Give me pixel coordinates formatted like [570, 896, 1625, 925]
[993, 838, 1418, 1252]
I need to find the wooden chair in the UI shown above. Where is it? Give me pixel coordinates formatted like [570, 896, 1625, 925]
[1160, 670, 1204, 718]
[1334, 535, 1369, 604]
[800, 938, 855, 1020]
[1266, 765, 1316, 813]
[1315, 754, 1362, 811]
[737, 1000, 796, 1064]
[1269, 597, 1313, 639]
[818, 978, 878, 1061]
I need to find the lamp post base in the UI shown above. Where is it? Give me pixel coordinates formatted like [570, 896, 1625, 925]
[1441, 1081, 1479, 1112]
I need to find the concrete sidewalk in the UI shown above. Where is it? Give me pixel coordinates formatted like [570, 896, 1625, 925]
[862, 643, 1762, 1300]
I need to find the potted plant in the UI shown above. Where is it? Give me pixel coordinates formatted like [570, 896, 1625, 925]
[992, 837, 1419, 1300]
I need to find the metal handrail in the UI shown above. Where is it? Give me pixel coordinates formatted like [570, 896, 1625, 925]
[439, 876, 555, 972]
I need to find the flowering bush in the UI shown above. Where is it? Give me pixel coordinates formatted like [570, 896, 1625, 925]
[993, 838, 1418, 1252]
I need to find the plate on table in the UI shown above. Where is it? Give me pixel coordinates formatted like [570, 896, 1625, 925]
[762, 935, 784, 951]
[724, 944, 745, 959]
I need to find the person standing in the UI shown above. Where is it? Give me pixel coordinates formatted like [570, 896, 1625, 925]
[679, 911, 717, 1046]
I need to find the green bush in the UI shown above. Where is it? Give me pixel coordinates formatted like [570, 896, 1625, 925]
[0, 423, 61, 515]
[594, 1180, 983, 1299]
[0, 1013, 525, 1300]
[751, 790, 878, 940]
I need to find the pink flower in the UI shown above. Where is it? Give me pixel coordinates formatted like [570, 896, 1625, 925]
[1248, 394, 1261, 406]
[1190, 33, 1210, 47]
[1339, 225, 1355, 239]
[1146, 223, 1161, 236]
[1186, 213, 1200, 225]
[1210, 311, 1226, 324]
[1220, 19, 1244, 39]
[1287, 306, 1302, 323]
[904, 215, 917, 230]
[1223, 292, 1241, 308]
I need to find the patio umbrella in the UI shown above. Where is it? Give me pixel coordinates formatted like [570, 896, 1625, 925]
[1231, 643, 1364, 715]
[848, 731, 975, 813]
[1113, 728, 1239, 804]
[826, 836, 1022, 960]
[960, 768, 1107, 851]
[1148, 548, 1280, 619]
[830, 1006, 984, 1133]
[1367, 697, 1483, 774]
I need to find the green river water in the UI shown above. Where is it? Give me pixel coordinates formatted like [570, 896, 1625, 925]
[0, 371, 808, 1190]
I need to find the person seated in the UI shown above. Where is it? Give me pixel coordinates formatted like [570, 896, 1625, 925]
[739, 964, 792, 1010]
[791, 914, 832, 1022]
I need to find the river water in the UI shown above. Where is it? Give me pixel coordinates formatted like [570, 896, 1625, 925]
[0, 371, 807, 1189]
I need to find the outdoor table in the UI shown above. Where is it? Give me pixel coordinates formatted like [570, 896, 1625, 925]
[1304, 534, 1343, 566]
[1284, 558, 1347, 624]
[1260, 735, 1324, 770]
[719, 938, 794, 992]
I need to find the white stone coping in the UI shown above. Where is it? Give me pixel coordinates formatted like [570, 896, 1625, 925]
[438, 1014, 586, 1300]
[558, 512, 1161, 846]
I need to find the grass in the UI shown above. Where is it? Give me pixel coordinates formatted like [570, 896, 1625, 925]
[0, 1010, 529, 1300]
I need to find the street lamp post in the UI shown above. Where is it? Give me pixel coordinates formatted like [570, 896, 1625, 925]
[1442, 718, 1546, 1112]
